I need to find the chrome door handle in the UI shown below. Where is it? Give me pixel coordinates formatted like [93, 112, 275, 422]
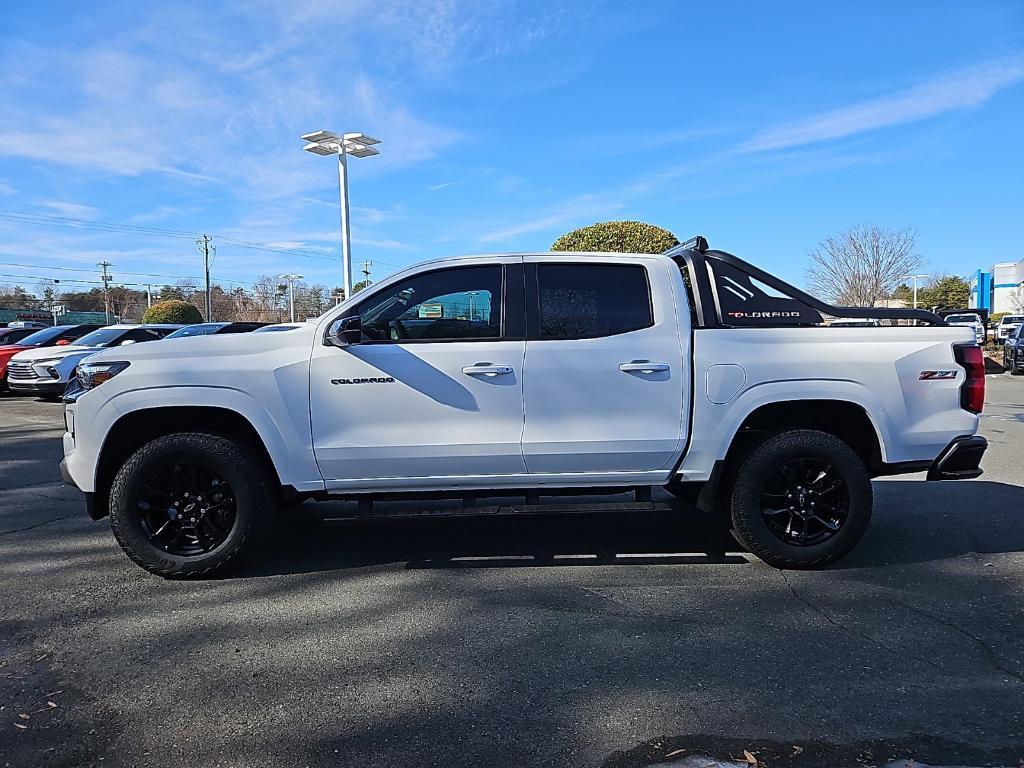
[462, 363, 513, 376]
[619, 360, 670, 373]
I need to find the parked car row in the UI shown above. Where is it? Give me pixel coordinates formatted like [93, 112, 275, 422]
[1, 321, 276, 398]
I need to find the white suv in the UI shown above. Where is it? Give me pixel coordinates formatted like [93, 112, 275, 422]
[7, 324, 181, 397]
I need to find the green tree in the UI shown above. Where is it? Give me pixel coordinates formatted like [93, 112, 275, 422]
[552, 221, 679, 253]
[919, 275, 970, 310]
[142, 299, 203, 325]
[891, 283, 913, 303]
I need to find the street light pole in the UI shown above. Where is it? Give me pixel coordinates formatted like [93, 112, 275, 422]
[337, 148, 353, 300]
[300, 131, 380, 300]
[278, 274, 304, 323]
[900, 274, 929, 308]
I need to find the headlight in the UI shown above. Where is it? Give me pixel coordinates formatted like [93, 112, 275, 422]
[76, 361, 130, 391]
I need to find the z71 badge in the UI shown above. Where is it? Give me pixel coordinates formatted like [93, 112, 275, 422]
[919, 370, 957, 380]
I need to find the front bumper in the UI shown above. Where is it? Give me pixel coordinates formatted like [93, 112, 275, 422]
[59, 457, 99, 519]
[9, 380, 67, 396]
[926, 435, 987, 481]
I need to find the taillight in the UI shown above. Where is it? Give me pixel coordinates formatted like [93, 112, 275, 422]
[954, 344, 985, 414]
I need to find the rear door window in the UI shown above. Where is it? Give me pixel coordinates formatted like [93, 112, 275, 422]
[533, 264, 653, 340]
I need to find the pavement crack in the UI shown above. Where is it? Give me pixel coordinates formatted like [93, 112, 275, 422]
[888, 597, 1024, 684]
[776, 569, 945, 672]
[0, 514, 80, 537]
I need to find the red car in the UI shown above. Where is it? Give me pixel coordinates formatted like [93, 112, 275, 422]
[0, 324, 102, 391]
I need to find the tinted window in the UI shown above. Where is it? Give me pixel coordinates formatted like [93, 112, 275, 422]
[75, 328, 130, 347]
[125, 327, 175, 342]
[12, 327, 66, 346]
[0, 327, 34, 344]
[536, 264, 652, 339]
[357, 266, 502, 341]
[166, 324, 224, 338]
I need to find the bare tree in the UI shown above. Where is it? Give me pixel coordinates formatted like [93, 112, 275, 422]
[1009, 285, 1024, 314]
[806, 225, 925, 307]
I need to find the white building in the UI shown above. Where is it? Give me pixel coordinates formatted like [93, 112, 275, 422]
[970, 259, 1024, 314]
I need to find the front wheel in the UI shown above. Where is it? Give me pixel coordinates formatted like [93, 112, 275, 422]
[109, 433, 276, 578]
[728, 429, 872, 569]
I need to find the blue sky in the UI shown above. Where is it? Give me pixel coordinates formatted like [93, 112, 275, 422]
[0, 0, 1022, 295]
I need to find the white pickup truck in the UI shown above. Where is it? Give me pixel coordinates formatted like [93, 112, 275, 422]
[60, 238, 988, 578]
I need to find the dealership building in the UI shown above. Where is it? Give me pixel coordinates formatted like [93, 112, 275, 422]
[970, 258, 1024, 314]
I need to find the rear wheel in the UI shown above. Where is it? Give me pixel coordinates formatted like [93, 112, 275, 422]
[728, 429, 872, 569]
[109, 432, 275, 578]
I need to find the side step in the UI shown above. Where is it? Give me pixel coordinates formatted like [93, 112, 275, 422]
[322, 499, 672, 526]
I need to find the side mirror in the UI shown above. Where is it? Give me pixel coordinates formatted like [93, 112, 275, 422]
[326, 316, 362, 347]
[119, 339, 137, 346]
[56, 339, 71, 346]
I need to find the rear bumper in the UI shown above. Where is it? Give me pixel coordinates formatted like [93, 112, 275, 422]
[926, 435, 987, 481]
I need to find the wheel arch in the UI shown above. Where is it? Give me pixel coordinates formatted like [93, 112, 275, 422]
[727, 399, 886, 474]
[92, 406, 285, 520]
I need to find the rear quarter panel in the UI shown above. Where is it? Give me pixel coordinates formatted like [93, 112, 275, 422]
[679, 325, 980, 481]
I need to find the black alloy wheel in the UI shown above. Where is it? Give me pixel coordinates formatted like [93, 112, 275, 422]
[109, 432, 275, 578]
[136, 462, 237, 556]
[759, 458, 849, 546]
[727, 429, 872, 569]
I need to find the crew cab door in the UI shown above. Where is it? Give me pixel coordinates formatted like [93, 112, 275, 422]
[521, 256, 689, 474]
[309, 259, 527, 486]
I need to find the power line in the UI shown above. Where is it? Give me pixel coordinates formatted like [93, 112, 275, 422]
[0, 260, 250, 286]
[0, 209, 410, 269]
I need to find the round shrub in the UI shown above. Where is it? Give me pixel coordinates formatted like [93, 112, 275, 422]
[142, 299, 203, 325]
[551, 221, 679, 254]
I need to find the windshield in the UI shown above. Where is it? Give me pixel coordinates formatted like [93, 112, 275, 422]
[945, 315, 978, 323]
[1001, 316, 1024, 324]
[165, 324, 224, 338]
[73, 327, 130, 347]
[12, 326, 69, 346]
[254, 324, 302, 332]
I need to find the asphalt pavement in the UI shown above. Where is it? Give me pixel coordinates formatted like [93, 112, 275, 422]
[1, 379, 1022, 768]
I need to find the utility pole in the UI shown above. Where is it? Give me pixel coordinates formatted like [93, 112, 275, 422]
[97, 261, 113, 324]
[196, 234, 214, 321]
[360, 260, 372, 293]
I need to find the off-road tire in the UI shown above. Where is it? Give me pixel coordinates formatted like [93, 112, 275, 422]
[728, 429, 872, 569]
[109, 432, 275, 579]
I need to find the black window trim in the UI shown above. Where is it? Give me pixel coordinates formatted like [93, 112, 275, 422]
[526, 261, 655, 341]
[337, 262, 524, 345]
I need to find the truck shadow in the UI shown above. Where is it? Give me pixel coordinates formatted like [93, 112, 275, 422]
[235, 479, 1024, 578]
[237, 500, 747, 578]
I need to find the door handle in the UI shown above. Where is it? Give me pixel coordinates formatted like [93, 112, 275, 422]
[619, 360, 670, 374]
[462, 363, 513, 377]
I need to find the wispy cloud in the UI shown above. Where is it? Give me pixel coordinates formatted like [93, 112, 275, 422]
[478, 193, 624, 244]
[0, 180, 14, 196]
[428, 181, 459, 191]
[739, 56, 1024, 153]
[43, 200, 100, 218]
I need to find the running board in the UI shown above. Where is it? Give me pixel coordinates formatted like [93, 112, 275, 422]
[322, 500, 672, 525]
